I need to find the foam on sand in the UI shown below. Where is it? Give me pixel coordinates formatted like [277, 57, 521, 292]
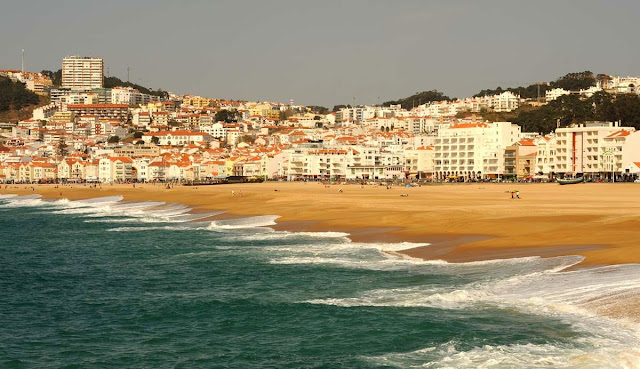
[206, 215, 280, 230]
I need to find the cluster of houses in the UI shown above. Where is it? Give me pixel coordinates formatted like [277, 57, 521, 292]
[2, 60, 640, 183]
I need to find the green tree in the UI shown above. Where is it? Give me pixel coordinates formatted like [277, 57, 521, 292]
[57, 136, 68, 157]
[215, 109, 240, 122]
[108, 135, 120, 143]
[308, 105, 329, 114]
[133, 131, 144, 139]
[238, 135, 256, 144]
[0, 76, 40, 112]
[151, 136, 160, 145]
[332, 104, 351, 112]
[279, 109, 294, 121]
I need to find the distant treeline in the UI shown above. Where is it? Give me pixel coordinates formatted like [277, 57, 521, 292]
[513, 91, 640, 133]
[382, 90, 452, 110]
[473, 71, 598, 99]
[0, 76, 41, 112]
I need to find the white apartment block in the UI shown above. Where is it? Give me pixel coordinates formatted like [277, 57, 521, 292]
[111, 87, 161, 105]
[62, 56, 104, 90]
[487, 91, 520, 112]
[621, 132, 640, 176]
[434, 121, 521, 179]
[534, 135, 556, 175]
[545, 88, 570, 102]
[553, 121, 635, 177]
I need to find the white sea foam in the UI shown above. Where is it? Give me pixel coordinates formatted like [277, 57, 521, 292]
[305, 253, 640, 368]
[206, 215, 280, 230]
[301, 255, 640, 314]
[366, 338, 640, 369]
[0, 194, 46, 208]
[107, 225, 203, 232]
[220, 231, 351, 242]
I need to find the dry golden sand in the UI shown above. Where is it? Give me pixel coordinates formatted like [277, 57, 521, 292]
[4, 181, 640, 321]
[4, 182, 639, 266]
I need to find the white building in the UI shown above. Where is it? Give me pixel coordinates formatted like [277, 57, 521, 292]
[487, 91, 520, 112]
[434, 121, 521, 180]
[142, 130, 212, 146]
[554, 121, 635, 177]
[545, 88, 570, 102]
[62, 56, 104, 90]
[534, 135, 556, 175]
[621, 131, 640, 177]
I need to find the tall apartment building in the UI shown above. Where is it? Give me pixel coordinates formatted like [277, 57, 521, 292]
[554, 121, 635, 177]
[434, 121, 521, 180]
[62, 56, 104, 90]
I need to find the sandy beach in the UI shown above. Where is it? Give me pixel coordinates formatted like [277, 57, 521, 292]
[3, 181, 640, 266]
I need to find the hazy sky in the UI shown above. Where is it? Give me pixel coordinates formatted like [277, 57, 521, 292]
[1, 0, 638, 107]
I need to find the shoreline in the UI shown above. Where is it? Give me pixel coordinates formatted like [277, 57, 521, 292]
[2, 182, 640, 323]
[1, 182, 640, 266]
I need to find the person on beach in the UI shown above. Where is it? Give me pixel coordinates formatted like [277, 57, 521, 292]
[232, 190, 235, 196]
[239, 190, 243, 197]
[516, 190, 520, 199]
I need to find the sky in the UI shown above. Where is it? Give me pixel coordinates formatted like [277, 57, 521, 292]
[1, 0, 639, 107]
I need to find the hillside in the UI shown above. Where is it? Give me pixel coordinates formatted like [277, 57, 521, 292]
[382, 90, 451, 110]
[380, 71, 640, 134]
[103, 76, 168, 98]
[40, 69, 169, 99]
[473, 71, 598, 99]
[0, 76, 47, 122]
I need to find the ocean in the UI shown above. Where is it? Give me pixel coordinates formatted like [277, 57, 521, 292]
[1, 194, 639, 368]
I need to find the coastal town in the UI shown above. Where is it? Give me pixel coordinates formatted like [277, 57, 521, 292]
[2, 56, 640, 184]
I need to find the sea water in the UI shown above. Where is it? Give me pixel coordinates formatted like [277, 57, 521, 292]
[1, 194, 639, 368]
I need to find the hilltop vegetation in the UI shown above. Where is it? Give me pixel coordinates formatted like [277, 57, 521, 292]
[0, 76, 46, 122]
[473, 71, 597, 99]
[41, 69, 169, 99]
[103, 76, 169, 99]
[0, 76, 41, 112]
[382, 90, 452, 110]
[379, 71, 640, 134]
[512, 92, 640, 133]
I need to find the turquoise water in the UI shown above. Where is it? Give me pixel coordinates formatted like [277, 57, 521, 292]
[1, 194, 639, 368]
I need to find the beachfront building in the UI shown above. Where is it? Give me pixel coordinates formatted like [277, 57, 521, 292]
[621, 131, 640, 179]
[404, 146, 435, 179]
[18, 162, 56, 183]
[99, 157, 134, 182]
[553, 121, 635, 178]
[57, 159, 87, 182]
[434, 121, 521, 180]
[534, 135, 556, 176]
[504, 140, 537, 179]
